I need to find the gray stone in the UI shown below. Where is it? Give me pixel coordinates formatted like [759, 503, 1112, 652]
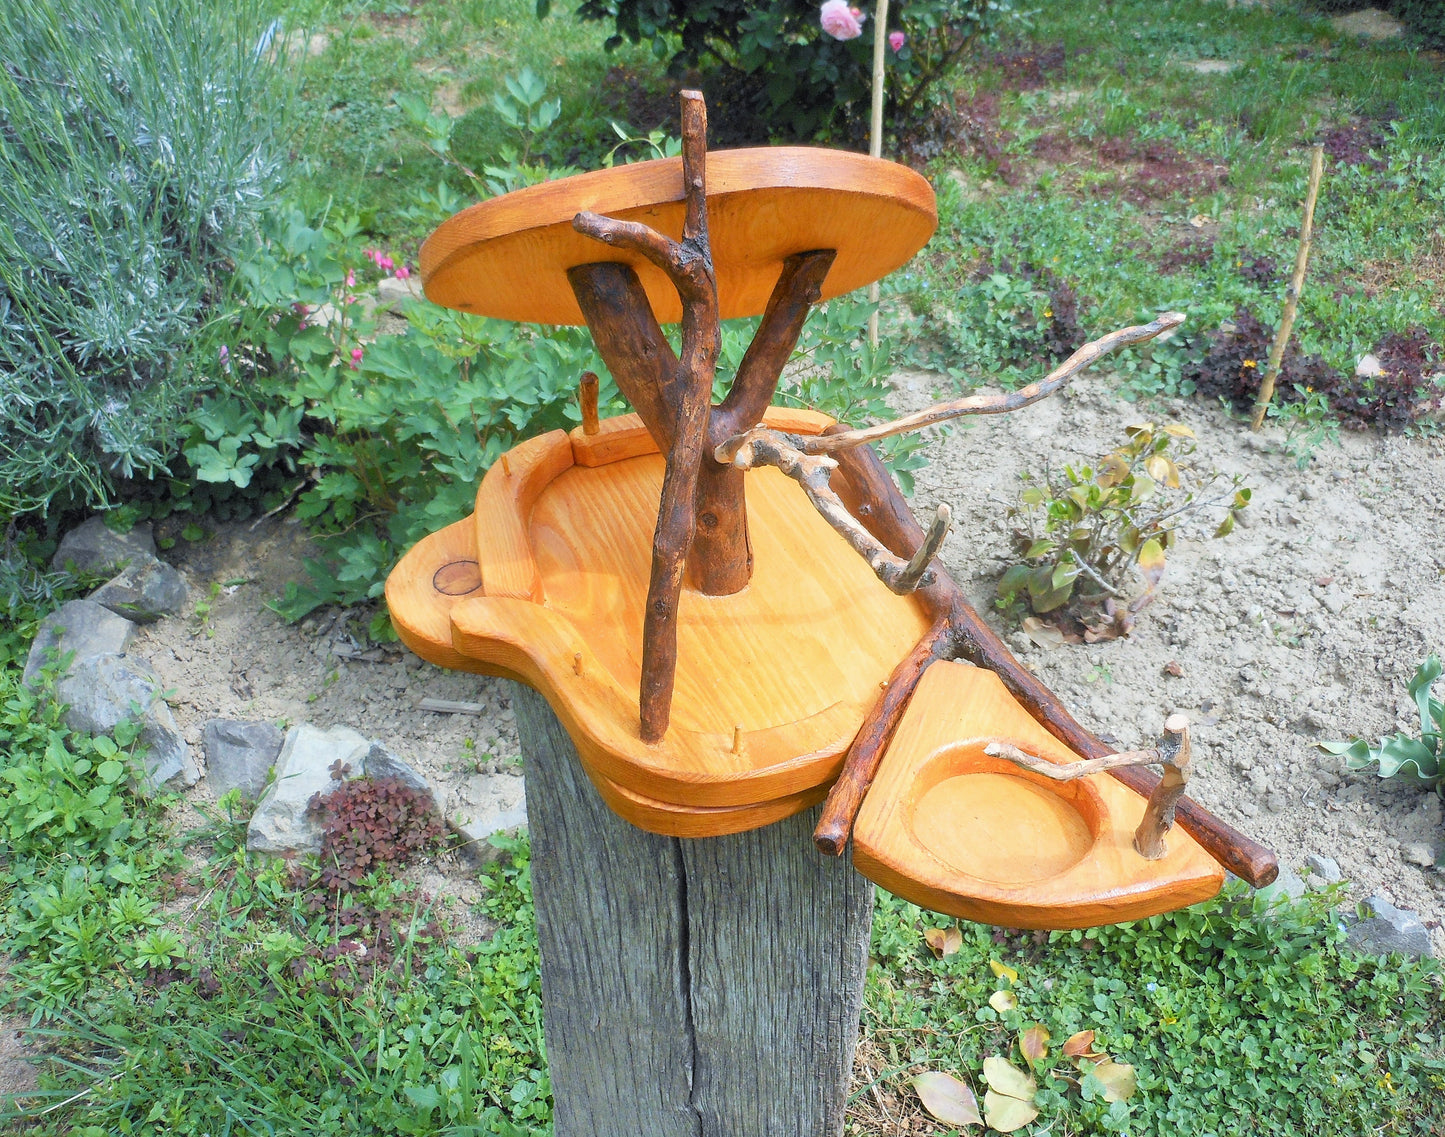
[89, 557, 188, 623]
[1304, 853, 1343, 883]
[55, 653, 200, 790]
[1404, 842, 1438, 868]
[1256, 863, 1306, 905]
[246, 724, 369, 855]
[51, 516, 155, 574]
[203, 719, 284, 800]
[375, 275, 423, 310]
[364, 742, 434, 799]
[22, 599, 136, 688]
[457, 801, 530, 864]
[1347, 893, 1434, 958]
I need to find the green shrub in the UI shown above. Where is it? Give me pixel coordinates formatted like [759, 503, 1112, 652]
[561, 0, 1016, 139]
[0, 0, 290, 519]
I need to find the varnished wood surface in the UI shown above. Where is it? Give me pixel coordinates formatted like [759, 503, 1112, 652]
[589, 768, 830, 838]
[420, 148, 936, 326]
[853, 661, 1223, 930]
[385, 517, 491, 675]
[515, 682, 873, 1135]
[450, 447, 931, 806]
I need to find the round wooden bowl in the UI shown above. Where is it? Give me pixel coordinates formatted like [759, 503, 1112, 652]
[418, 148, 937, 326]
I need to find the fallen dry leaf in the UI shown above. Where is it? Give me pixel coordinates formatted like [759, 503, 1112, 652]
[1163, 660, 1184, 677]
[988, 959, 1019, 984]
[983, 1056, 1036, 1101]
[1021, 616, 1066, 650]
[1062, 1030, 1099, 1058]
[1090, 1059, 1138, 1102]
[913, 1071, 982, 1128]
[983, 1089, 1039, 1132]
[989, 990, 1018, 1013]
[924, 926, 962, 958]
[1019, 1024, 1050, 1069]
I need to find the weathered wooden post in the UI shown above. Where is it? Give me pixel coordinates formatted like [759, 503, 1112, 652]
[386, 91, 1278, 1135]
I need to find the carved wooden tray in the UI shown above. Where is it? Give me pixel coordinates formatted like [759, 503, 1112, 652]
[852, 661, 1224, 929]
[387, 408, 932, 828]
[418, 147, 936, 325]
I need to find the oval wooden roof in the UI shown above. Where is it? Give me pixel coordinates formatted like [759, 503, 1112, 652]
[419, 147, 937, 326]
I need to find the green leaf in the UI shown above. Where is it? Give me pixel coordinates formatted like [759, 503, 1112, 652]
[96, 760, 125, 784]
[1407, 656, 1443, 737]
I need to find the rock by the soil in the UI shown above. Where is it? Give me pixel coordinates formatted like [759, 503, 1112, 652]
[51, 515, 155, 574]
[456, 799, 529, 865]
[22, 599, 136, 688]
[364, 741, 434, 800]
[89, 556, 188, 624]
[1347, 893, 1434, 958]
[55, 653, 201, 790]
[1305, 853, 1343, 883]
[1404, 842, 1438, 869]
[375, 275, 423, 310]
[203, 719, 284, 800]
[1258, 863, 1307, 904]
[246, 724, 369, 855]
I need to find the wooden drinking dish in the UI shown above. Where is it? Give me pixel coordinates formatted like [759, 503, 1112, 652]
[852, 660, 1224, 929]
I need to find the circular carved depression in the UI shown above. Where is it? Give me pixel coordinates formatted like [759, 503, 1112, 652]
[912, 772, 1092, 885]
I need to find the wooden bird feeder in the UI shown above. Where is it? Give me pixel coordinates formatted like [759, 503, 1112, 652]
[387, 91, 1277, 1135]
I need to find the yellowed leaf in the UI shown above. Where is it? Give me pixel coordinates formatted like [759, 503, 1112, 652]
[924, 926, 962, 958]
[1094, 453, 1129, 488]
[1062, 1030, 1098, 1058]
[982, 1056, 1036, 1101]
[1144, 454, 1170, 482]
[1019, 1024, 1050, 1069]
[1021, 616, 1065, 650]
[1137, 538, 1166, 586]
[1091, 1059, 1138, 1102]
[1162, 422, 1195, 438]
[989, 990, 1018, 1013]
[913, 1071, 982, 1127]
[988, 959, 1019, 984]
[983, 1090, 1039, 1132]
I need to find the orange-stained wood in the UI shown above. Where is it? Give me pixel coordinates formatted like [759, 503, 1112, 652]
[587, 766, 830, 838]
[420, 148, 936, 326]
[386, 517, 492, 675]
[852, 661, 1224, 930]
[473, 430, 575, 602]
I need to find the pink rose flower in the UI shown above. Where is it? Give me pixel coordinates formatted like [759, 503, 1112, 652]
[889, 30, 905, 52]
[820, 0, 865, 41]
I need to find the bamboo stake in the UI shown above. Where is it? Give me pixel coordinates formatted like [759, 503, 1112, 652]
[1249, 145, 1324, 431]
[866, 0, 890, 349]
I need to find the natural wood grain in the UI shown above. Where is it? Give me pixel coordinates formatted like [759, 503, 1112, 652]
[1134, 714, 1191, 859]
[827, 434, 1280, 888]
[589, 768, 830, 838]
[813, 614, 951, 856]
[420, 148, 936, 326]
[579, 370, 600, 435]
[571, 408, 835, 468]
[385, 517, 492, 675]
[471, 429, 575, 602]
[445, 445, 930, 809]
[514, 681, 874, 1136]
[852, 661, 1224, 929]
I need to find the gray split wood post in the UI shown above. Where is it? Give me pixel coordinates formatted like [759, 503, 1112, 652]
[508, 681, 876, 1137]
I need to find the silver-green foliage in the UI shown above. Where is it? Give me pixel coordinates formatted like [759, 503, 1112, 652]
[1323, 655, 1445, 796]
[0, 0, 289, 517]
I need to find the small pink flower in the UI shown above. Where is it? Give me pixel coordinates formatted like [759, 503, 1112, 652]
[218, 345, 229, 363]
[820, 0, 865, 41]
[292, 301, 309, 327]
[379, 254, 394, 271]
[364, 248, 381, 265]
[393, 264, 411, 280]
[350, 346, 364, 370]
[345, 268, 357, 288]
[889, 30, 905, 52]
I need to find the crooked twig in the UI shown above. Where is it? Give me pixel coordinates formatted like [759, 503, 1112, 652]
[720, 429, 950, 595]
[985, 714, 1192, 859]
[718, 312, 1185, 464]
[572, 90, 718, 743]
[717, 313, 1183, 597]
